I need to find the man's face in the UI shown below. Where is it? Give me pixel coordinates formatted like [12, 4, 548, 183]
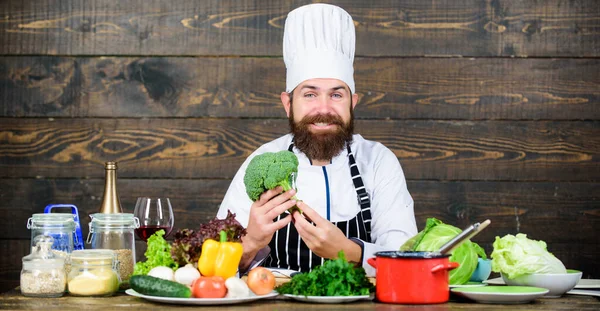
[281, 78, 359, 161]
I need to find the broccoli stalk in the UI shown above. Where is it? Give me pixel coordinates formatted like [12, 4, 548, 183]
[244, 150, 302, 214]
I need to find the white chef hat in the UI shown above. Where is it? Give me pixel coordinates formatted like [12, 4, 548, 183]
[283, 3, 356, 94]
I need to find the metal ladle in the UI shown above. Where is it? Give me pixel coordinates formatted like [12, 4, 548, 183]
[438, 219, 491, 254]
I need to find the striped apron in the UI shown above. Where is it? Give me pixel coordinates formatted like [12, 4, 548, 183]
[263, 142, 372, 272]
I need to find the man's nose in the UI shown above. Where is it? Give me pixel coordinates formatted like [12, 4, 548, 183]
[314, 95, 334, 113]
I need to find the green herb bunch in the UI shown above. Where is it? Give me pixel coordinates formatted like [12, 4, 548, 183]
[276, 251, 375, 296]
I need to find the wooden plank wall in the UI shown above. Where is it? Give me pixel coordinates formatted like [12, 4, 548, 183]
[1, 0, 599, 292]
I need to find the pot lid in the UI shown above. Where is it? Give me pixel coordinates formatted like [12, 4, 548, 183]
[374, 251, 450, 259]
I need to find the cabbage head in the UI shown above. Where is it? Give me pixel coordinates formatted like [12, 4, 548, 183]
[400, 218, 486, 285]
[490, 233, 566, 279]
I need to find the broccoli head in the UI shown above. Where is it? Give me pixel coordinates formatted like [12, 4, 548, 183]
[244, 150, 299, 203]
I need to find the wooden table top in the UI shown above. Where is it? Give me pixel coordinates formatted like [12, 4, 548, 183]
[2, 289, 599, 310]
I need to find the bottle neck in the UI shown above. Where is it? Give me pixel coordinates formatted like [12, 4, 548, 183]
[100, 168, 123, 214]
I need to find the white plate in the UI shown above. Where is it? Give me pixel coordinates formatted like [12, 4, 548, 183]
[483, 277, 504, 285]
[125, 289, 278, 305]
[283, 294, 372, 303]
[267, 268, 299, 278]
[575, 279, 600, 289]
[450, 282, 488, 288]
[485, 277, 600, 289]
[566, 289, 600, 297]
[451, 286, 549, 304]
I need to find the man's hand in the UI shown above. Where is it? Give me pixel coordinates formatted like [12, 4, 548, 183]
[240, 187, 296, 270]
[292, 201, 362, 263]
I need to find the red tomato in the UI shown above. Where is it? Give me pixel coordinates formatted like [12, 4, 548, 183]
[192, 276, 227, 298]
[247, 267, 275, 295]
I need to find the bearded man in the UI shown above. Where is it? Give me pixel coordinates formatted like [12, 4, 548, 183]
[217, 3, 417, 276]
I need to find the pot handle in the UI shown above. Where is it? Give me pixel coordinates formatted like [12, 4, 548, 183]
[367, 258, 377, 268]
[431, 261, 460, 273]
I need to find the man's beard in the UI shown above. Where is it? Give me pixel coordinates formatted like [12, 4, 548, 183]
[289, 106, 354, 161]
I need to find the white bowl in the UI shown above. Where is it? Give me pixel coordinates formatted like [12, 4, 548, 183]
[501, 270, 582, 298]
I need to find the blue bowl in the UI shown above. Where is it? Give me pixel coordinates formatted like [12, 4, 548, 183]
[470, 258, 492, 282]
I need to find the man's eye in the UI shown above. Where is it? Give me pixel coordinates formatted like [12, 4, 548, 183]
[332, 93, 342, 98]
[304, 93, 316, 98]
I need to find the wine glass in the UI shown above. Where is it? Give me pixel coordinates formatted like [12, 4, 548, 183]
[133, 197, 174, 241]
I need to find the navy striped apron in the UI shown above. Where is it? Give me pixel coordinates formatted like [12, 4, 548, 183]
[263, 142, 372, 272]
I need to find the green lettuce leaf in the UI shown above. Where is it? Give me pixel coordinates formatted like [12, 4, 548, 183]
[400, 218, 484, 285]
[133, 230, 178, 275]
[490, 233, 566, 279]
[399, 218, 440, 251]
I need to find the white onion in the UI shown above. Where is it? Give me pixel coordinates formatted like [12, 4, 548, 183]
[148, 266, 175, 281]
[174, 264, 200, 286]
[225, 277, 251, 298]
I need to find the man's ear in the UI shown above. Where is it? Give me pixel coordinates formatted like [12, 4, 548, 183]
[281, 92, 292, 117]
[351, 93, 359, 109]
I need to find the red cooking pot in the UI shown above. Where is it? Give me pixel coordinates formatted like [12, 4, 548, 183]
[367, 251, 459, 304]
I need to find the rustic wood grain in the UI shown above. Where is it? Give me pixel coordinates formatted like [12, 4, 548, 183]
[1, 178, 597, 244]
[1, 0, 598, 303]
[2, 285, 600, 309]
[1, 0, 599, 57]
[0, 178, 228, 240]
[0, 240, 29, 294]
[1, 57, 599, 120]
[1, 118, 598, 180]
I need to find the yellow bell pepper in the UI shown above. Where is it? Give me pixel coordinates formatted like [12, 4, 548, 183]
[198, 230, 243, 279]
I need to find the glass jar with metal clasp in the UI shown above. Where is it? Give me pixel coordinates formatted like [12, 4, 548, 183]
[27, 213, 76, 258]
[87, 213, 139, 288]
[20, 235, 67, 297]
[67, 249, 120, 296]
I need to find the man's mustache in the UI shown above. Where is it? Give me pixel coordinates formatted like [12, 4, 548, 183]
[299, 114, 344, 126]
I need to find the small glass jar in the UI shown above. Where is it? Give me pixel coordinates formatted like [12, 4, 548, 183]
[21, 235, 66, 297]
[27, 213, 76, 257]
[67, 249, 120, 296]
[87, 213, 139, 287]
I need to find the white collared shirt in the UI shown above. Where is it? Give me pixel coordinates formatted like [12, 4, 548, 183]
[217, 134, 417, 276]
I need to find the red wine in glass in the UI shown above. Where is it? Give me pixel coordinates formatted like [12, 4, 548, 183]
[133, 197, 174, 241]
[135, 225, 172, 241]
